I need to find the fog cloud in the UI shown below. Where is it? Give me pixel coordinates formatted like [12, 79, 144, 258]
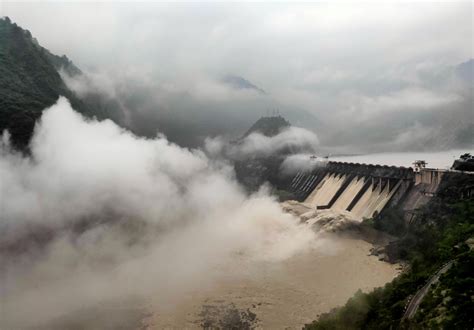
[0, 98, 316, 328]
[203, 126, 319, 163]
[3, 2, 472, 152]
[280, 153, 328, 176]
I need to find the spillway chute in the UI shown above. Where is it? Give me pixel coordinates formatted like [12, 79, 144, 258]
[287, 161, 443, 223]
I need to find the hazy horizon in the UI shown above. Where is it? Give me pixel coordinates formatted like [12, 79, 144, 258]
[1, 1, 472, 152]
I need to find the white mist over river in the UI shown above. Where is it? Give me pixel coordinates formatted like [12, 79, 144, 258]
[330, 149, 472, 169]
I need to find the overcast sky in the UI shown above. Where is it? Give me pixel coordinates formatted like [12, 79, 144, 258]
[2, 1, 473, 152]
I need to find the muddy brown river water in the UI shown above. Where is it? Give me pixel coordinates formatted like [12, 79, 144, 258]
[143, 234, 399, 329]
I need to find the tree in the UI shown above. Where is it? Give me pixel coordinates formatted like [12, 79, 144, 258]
[460, 153, 472, 161]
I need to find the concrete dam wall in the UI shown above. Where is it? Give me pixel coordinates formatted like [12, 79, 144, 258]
[288, 162, 444, 221]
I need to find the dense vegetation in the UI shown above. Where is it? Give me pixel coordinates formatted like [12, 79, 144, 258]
[0, 17, 108, 149]
[305, 173, 474, 329]
[452, 153, 474, 172]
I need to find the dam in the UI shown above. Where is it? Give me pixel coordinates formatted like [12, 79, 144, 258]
[287, 161, 448, 221]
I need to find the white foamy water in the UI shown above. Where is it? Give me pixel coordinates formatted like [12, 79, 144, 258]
[330, 149, 473, 169]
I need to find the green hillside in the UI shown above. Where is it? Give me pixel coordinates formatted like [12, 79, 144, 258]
[0, 17, 102, 149]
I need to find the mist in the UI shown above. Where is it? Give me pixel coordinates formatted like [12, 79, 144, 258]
[204, 126, 319, 161]
[3, 2, 472, 152]
[0, 98, 317, 328]
[280, 153, 328, 176]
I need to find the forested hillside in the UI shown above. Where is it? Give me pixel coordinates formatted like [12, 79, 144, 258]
[0, 17, 105, 149]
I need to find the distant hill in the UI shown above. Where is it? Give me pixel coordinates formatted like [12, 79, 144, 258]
[242, 115, 290, 138]
[455, 58, 473, 84]
[222, 75, 266, 94]
[0, 17, 105, 149]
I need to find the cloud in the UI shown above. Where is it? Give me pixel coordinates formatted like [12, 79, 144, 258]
[280, 153, 328, 176]
[364, 88, 460, 114]
[235, 127, 319, 157]
[0, 98, 316, 328]
[205, 126, 320, 160]
[60, 69, 118, 99]
[2, 2, 472, 152]
[350, 88, 463, 122]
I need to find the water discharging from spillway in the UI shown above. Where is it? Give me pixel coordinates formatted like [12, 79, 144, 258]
[331, 176, 365, 212]
[305, 173, 347, 207]
[300, 172, 402, 221]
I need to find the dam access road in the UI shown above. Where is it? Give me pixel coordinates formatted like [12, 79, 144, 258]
[402, 261, 454, 320]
